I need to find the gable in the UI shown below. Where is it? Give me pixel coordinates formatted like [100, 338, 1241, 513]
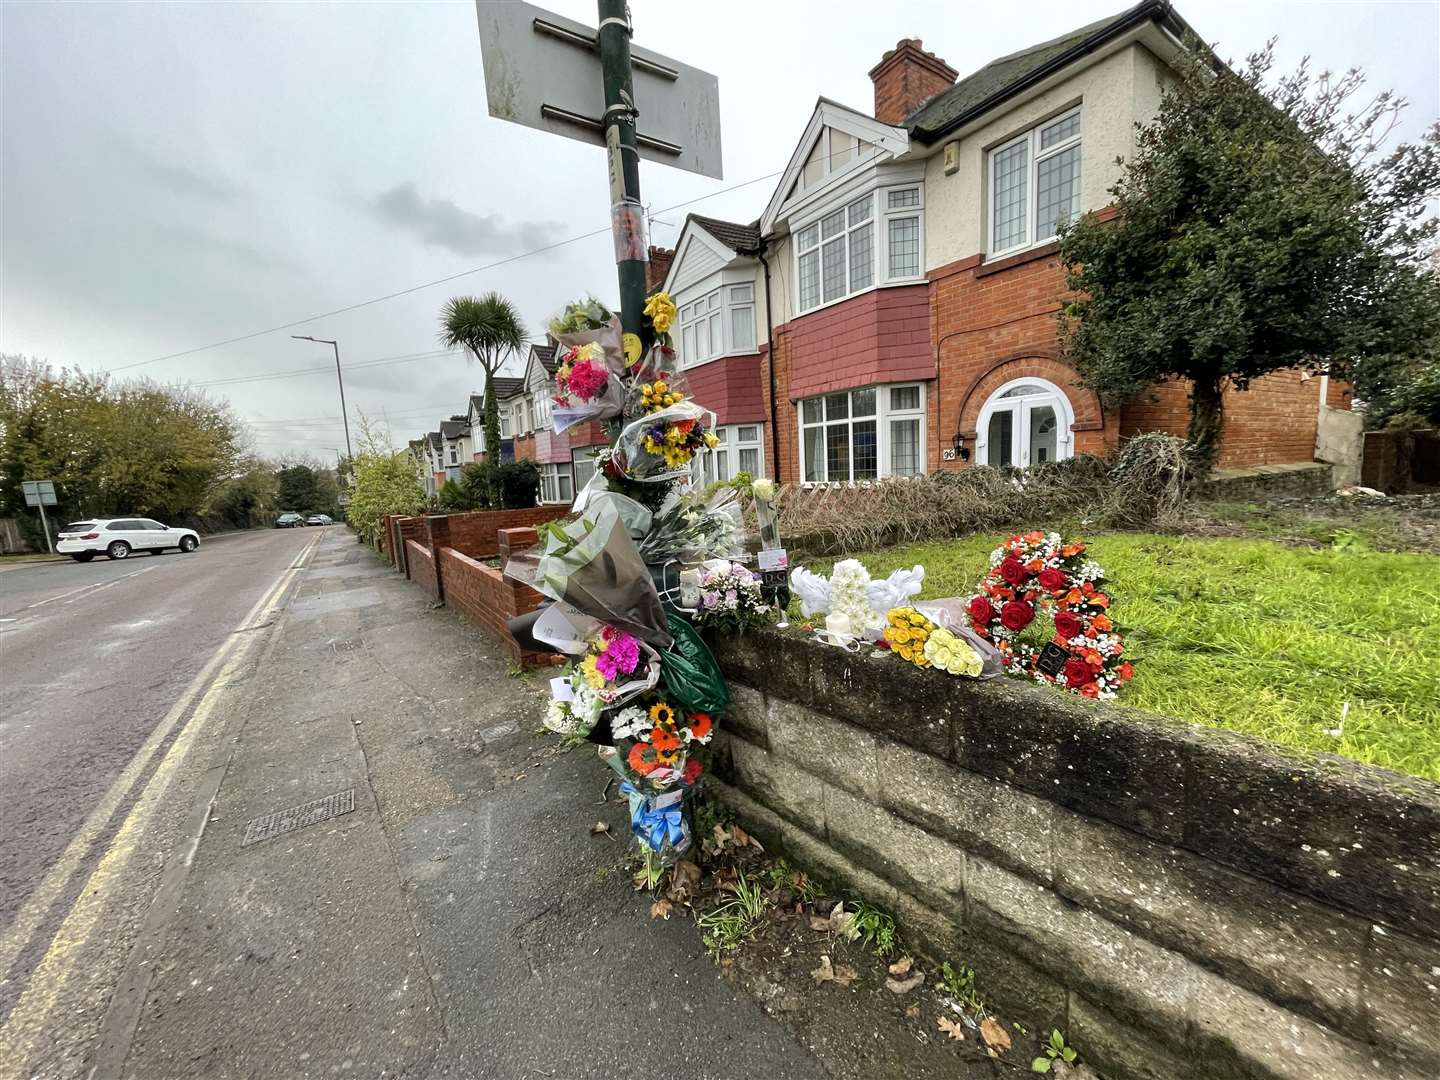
[669, 227, 732, 294]
[761, 100, 910, 233]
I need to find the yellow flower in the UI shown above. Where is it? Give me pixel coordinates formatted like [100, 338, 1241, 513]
[908, 612, 927, 627]
[889, 626, 911, 645]
[649, 702, 674, 726]
[644, 292, 678, 334]
[653, 380, 668, 394]
[703, 431, 720, 449]
[581, 656, 605, 689]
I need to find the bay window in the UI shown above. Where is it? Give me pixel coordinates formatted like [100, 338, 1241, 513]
[499, 409, 511, 438]
[678, 284, 757, 366]
[538, 463, 573, 504]
[989, 108, 1082, 255]
[795, 185, 925, 313]
[798, 383, 926, 483]
[690, 424, 765, 485]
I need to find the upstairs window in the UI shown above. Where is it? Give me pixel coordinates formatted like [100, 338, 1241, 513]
[500, 409, 511, 438]
[678, 284, 758, 366]
[883, 186, 923, 281]
[796, 186, 925, 312]
[988, 108, 1082, 256]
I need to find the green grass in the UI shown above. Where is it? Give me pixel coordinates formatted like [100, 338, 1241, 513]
[825, 532, 1440, 782]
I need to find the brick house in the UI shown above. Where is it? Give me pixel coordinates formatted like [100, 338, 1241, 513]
[467, 377, 523, 463]
[507, 341, 612, 503]
[655, 0, 1349, 485]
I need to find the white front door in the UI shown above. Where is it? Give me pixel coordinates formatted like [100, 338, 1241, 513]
[977, 380, 1074, 467]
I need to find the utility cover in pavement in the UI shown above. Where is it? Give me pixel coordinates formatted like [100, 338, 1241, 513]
[242, 789, 355, 846]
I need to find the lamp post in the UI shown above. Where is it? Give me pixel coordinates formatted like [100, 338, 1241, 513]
[291, 335, 352, 462]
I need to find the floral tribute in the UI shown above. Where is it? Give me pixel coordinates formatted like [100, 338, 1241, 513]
[884, 607, 985, 678]
[692, 561, 770, 632]
[554, 342, 611, 403]
[965, 531, 1133, 699]
[544, 623, 654, 738]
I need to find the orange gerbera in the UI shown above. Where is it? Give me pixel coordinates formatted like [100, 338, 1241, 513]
[687, 712, 713, 741]
[650, 727, 681, 753]
[627, 743, 657, 776]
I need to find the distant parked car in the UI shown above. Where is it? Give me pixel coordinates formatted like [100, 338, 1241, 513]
[317, 514, 334, 525]
[304, 514, 327, 526]
[276, 513, 306, 528]
[57, 518, 200, 562]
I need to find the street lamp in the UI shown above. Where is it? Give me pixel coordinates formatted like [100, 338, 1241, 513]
[291, 335, 353, 462]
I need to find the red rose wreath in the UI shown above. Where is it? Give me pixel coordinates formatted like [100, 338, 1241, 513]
[965, 531, 1134, 699]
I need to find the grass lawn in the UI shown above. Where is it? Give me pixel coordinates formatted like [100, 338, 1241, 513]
[816, 532, 1440, 783]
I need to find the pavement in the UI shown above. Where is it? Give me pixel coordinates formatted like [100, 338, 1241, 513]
[1, 527, 830, 1079]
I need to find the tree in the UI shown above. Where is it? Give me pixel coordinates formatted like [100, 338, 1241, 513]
[1058, 39, 1440, 464]
[346, 417, 426, 544]
[0, 355, 242, 522]
[207, 457, 279, 528]
[440, 293, 527, 462]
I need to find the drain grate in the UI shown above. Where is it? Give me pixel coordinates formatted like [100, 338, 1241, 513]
[242, 789, 355, 846]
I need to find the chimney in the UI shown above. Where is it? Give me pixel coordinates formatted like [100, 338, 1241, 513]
[869, 39, 957, 126]
[645, 245, 675, 292]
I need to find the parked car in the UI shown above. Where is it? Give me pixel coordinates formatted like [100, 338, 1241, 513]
[276, 513, 306, 528]
[305, 514, 328, 526]
[56, 518, 200, 562]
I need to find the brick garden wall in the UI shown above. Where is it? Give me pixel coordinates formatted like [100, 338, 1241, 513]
[405, 540, 438, 599]
[443, 506, 571, 560]
[706, 628, 1439, 1080]
[437, 547, 557, 666]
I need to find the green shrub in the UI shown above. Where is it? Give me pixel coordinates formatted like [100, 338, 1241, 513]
[459, 461, 498, 509]
[495, 461, 540, 508]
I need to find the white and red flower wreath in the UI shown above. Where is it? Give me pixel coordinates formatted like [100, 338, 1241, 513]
[965, 531, 1134, 699]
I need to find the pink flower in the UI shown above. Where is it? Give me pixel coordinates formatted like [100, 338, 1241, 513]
[566, 358, 609, 402]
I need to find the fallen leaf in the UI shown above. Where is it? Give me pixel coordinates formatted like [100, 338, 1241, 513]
[732, 824, 752, 846]
[905, 1005, 921, 1020]
[885, 970, 924, 994]
[712, 823, 733, 850]
[887, 956, 913, 976]
[812, 955, 858, 987]
[937, 1016, 966, 1041]
[589, 821, 611, 835]
[829, 901, 859, 941]
[649, 898, 673, 920]
[808, 915, 832, 932]
[980, 1017, 1012, 1057]
[666, 860, 701, 904]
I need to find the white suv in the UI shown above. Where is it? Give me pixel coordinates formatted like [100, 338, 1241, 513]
[57, 518, 201, 562]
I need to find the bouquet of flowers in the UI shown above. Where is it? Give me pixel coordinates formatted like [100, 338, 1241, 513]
[551, 341, 627, 431]
[692, 560, 771, 632]
[543, 622, 660, 738]
[600, 695, 715, 859]
[636, 486, 744, 564]
[612, 400, 718, 481]
[549, 296, 615, 337]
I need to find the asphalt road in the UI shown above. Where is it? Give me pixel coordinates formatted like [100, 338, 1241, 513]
[0, 526, 321, 1074]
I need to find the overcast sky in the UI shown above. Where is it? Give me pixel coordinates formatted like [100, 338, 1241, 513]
[3, 0, 1436, 460]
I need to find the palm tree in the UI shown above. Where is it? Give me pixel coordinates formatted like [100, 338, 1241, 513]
[440, 293, 527, 462]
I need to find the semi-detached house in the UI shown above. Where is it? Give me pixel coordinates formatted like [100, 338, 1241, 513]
[655, 0, 1352, 486]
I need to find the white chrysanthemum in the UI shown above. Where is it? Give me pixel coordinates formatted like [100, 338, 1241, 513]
[830, 559, 881, 635]
[610, 705, 649, 741]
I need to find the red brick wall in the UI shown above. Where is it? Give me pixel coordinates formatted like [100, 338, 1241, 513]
[568, 421, 610, 448]
[1118, 371, 1323, 469]
[406, 540, 439, 599]
[513, 434, 536, 462]
[396, 517, 427, 574]
[530, 427, 572, 465]
[685, 354, 766, 426]
[438, 548, 560, 666]
[785, 285, 933, 402]
[441, 506, 572, 559]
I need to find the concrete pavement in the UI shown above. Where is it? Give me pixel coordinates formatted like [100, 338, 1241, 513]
[3, 528, 830, 1079]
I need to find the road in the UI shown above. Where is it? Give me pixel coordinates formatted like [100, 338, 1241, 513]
[0, 527, 321, 1076]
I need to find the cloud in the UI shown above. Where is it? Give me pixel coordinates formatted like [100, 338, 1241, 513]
[368, 182, 566, 257]
[154, 224, 299, 272]
[115, 142, 240, 202]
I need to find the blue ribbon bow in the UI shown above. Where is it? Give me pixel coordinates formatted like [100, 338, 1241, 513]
[620, 783, 689, 852]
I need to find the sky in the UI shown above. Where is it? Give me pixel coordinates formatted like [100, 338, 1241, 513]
[3, 0, 1436, 461]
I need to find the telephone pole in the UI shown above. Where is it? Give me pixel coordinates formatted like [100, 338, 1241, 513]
[597, 0, 648, 341]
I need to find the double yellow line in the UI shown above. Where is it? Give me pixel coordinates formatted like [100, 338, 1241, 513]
[0, 532, 321, 1072]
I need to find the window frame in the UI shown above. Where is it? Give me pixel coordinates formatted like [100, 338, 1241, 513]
[690, 423, 766, 485]
[796, 382, 927, 485]
[974, 376, 1076, 467]
[677, 283, 758, 368]
[537, 463, 574, 505]
[987, 106, 1083, 258]
[793, 186, 926, 314]
[880, 184, 925, 284]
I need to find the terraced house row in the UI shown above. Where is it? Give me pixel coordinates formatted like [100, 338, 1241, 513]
[415, 0, 1354, 500]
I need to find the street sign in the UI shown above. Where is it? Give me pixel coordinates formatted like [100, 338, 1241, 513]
[475, 1, 722, 180]
[21, 481, 57, 507]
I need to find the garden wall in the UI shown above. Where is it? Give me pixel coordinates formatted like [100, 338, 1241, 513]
[405, 540, 438, 600]
[438, 545, 558, 666]
[706, 628, 1439, 1080]
[441, 506, 571, 559]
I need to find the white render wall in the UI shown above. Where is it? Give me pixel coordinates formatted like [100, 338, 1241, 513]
[922, 44, 1167, 270]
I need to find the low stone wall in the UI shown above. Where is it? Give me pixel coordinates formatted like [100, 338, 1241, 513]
[405, 540, 438, 600]
[706, 628, 1438, 1080]
[1196, 461, 1334, 502]
[439, 547, 557, 666]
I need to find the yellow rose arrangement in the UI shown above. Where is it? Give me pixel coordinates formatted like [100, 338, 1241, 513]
[643, 291, 678, 335]
[884, 607, 935, 667]
[639, 379, 685, 413]
[923, 627, 984, 678]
